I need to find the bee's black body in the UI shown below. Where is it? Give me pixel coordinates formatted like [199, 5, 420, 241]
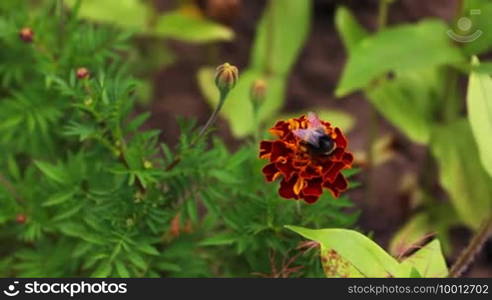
[305, 134, 336, 156]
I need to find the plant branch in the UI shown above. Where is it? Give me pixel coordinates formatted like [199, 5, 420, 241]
[194, 92, 227, 142]
[449, 216, 492, 277]
[165, 91, 228, 171]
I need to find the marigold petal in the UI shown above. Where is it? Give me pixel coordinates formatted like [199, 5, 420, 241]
[279, 176, 298, 199]
[323, 182, 340, 198]
[276, 159, 296, 181]
[323, 174, 348, 198]
[302, 195, 319, 204]
[293, 177, 305, 195]
[302, 177, 323, 196]
[342, 152, 354, 165]
[293, 158, 310, 168]
[300, 165, 321, 179]
[321, 120, 332, 129]
[271, 141, 292, 162]
[323, 162, 346, 183]
[259, 141, 273, 158]
[262, 163, 279, 182]
[333, 173, 348, 190]
[270, 121, 290, 138]
[330, 148, 345, 161]
[334, 128, 347, 149]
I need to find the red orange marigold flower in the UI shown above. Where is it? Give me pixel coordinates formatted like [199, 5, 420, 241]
[259, 113, 353, 204]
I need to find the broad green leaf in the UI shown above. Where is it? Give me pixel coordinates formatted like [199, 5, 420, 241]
[336, 20, 464, 97]
[462, 0, 492, 55]
[154, 11, 233, 43]
[366, 67, 445, 144]
[318, 246, 363, 278]
[287, 226, 448, 278]
[65, 0, 232, 42]
[390, 194, 461, 257]
[335, 6, 368, 54]
[389, 213, 432, 258]
[409, 267, 423, 278]
[470, 61, 492, 74]
[251, 0, 311, 76]
[398, 240, 448, 277]
[467, 56, 492, 178]
[286, 226, 401, 277]
[65, 0, 149, 30]
[430, 119, 492, 229]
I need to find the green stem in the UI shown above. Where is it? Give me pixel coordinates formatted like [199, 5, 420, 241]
[194, 91, 227, 145]
[265, 0, 275, 77]
[57, 0, 65, 52]
[456, 0, 466, 20]
[295, 201, 302, 219]
[377, 0, 391, 29]
[365, 0, 392, 202]
[442, 69, 460, 123]
[252, 102, 261, 143]
[166, 91, 228, 171]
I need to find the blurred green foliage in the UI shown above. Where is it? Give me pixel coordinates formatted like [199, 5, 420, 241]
[65, 0, 234, 42]
[335, 2, 492, 253]
[1, 0, 490, 278]
[0, 0, 358, 277]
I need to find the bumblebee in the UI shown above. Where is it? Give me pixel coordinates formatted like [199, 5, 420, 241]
[293, 112, 336, 156]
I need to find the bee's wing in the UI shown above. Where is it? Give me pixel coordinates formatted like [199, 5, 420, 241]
[307, 112, 322, 128]
[293, 129, 320, 147]
[293, 129, 310, 141]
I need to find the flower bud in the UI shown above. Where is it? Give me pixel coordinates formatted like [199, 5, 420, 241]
[143, 160, 153, 169]
[16, 214, 27, 224]
[19, 27, 34, 43]
[134, 190, 144, 203]
[84, 98, 93, 106]
[250, 79, 267, 105]
[76, 67, 90, 79]
[215, 62, 238, 94]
